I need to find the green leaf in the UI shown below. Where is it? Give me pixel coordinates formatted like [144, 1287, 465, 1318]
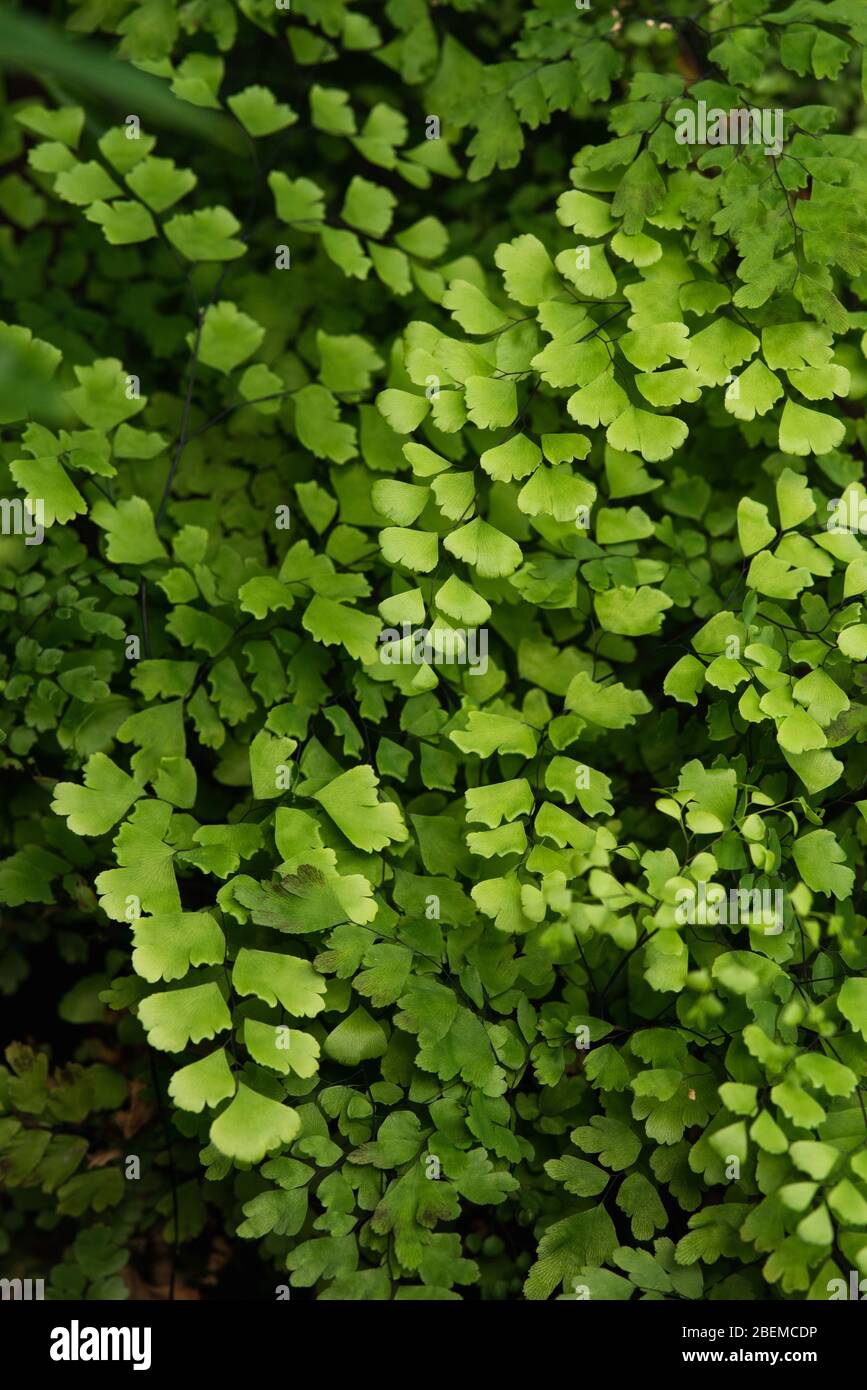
[738, 497, 777, 556]
[726, 359, 783, 421]
[793, 830, 854, 899]
[64, 357, 146, 430]
[0, 846, 67, 907]
[524, 1207, 618, 1300]
[302, 595, 380, 663]
[16, 103, 84, 147]
[686, 318, 759, 387]
[494, 234, 560, 305]
[452, 712, 538, 760]
[210, 1084, 301, 1164]
[269, 172, 325, 224]
[777, 466, 816, 529]
[237, 1186, 307, 1239]
[168, 1049, 236, 1113]
[611, 150, 665, 233]
[464, 376, 517, 429]
[479, 435, 541, 486]
[244, 1021, 320, 1078]
[379, 527, 438, 573]
[125, 156, 196, 212]
[779, 399, 846, 456]
[837, 978, 867, 1041]
[84, 199, 157, 245]
[8, 455, 85, 526]
[763, 323, 834, 370]
[616, 1171, 668, 1240]
[91, 496, 167, 564]
[233, 948, 328, 1017]
[94, 802, 182, 921]
[443, 518, 522, 578]
[311, 85, 356, 136]
[131, 912, 224, 983]
[442, 280, 510, 335]
[227, 85, 297, 137]
[321, 227, 371, 279]
[54, 161, 121, 205]
[664, 654, 706, 706]
[51, 754, 144, 836]
[196, 301, 265, 373]
[313, 765, 408, 852]
[376, 389, 430, 434]
[138, 981, 231, 1052]
[594, 585, 673, 636]
[249, 730, 297, 800]
[323, 1007, 388, 1065]
[556, 189, 615, 238]
[606, 406, 688, 462]
[294, 385, 357, 462]
[565, 672, 651, 730]
[544, 1156, 608, 1196]
[571, 1116, 642, 1170]
[341, 176, 395, 238]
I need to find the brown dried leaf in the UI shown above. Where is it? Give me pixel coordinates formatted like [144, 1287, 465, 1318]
[87, 1147, 122, 1169]
[114, 1077, 155, 1139]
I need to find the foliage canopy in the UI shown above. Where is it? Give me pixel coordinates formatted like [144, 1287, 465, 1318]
[3, 0, 867, 1302]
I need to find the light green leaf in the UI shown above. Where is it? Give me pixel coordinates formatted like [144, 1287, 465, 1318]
[210, 1084, 301, 1164]
[233, 948, 328, 1017]
[138, 981, 231, 1053]
[313, 765, 408, 852]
